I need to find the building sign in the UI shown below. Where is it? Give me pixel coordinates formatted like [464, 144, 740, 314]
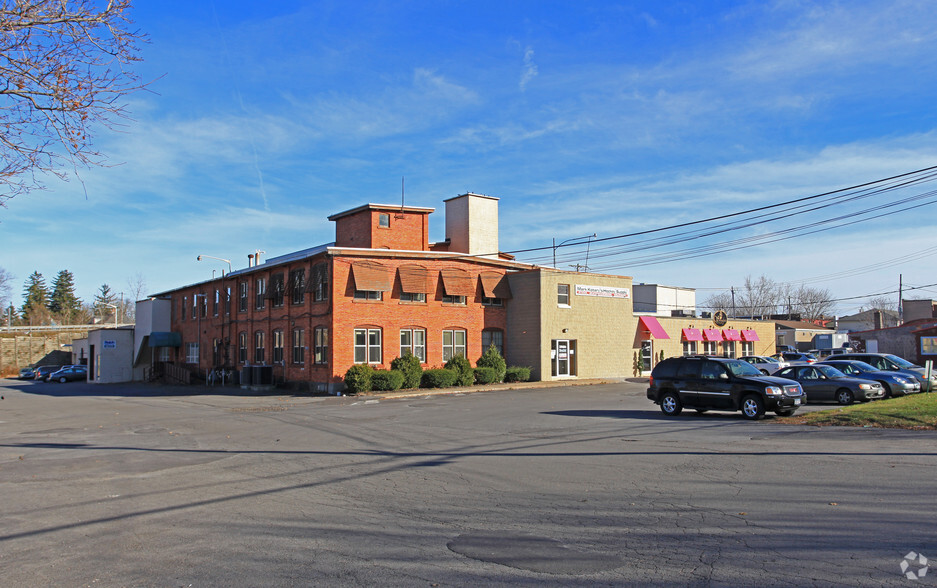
[575, 285, 630, 299]
[103, 340, 117, 349]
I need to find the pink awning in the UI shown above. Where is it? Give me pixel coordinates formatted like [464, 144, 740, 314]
[639, 316, 671, 339]
[682, 328, 703, 341]
[723, 329, 742, 341]
[703, 328, 723, 341]
[741, 329, 760, 342]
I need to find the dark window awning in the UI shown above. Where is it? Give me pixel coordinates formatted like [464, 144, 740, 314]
[351, 261, 393, 292]
[639, 316, 670, 339]
[398, 265, 431, 294]
[150, 332, 182, 347]
[440, 268, 475, 297]
[479, 271, 512, 299]
[682, 328, 703, 341]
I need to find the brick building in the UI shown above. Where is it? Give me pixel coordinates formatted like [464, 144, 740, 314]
[153, 193, 527, 393]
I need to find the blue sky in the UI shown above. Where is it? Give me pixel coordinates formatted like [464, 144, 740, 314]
[3, 1, 937, 314]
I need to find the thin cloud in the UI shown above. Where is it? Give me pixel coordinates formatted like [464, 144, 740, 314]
[519, 46, 538, 91]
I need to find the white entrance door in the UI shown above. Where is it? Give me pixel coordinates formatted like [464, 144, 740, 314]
[555, 339, 570, 377]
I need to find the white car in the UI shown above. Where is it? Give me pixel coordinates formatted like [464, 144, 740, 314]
[739, 355, 789, 375]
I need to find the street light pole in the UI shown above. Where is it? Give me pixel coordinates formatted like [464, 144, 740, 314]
[197, 254, 233, 274]
[552, 234, 597, 268]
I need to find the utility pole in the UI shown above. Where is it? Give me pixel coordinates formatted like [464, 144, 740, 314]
[898, 274, 903, 322]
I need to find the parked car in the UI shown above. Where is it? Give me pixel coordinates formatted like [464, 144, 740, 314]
[815, 348, 850, 360]
[647, 356, 804, 420]
[833, 353, 937, 392]
[34, 365, 63, 382]
[770, 352, 817, 364]
[18, 367, 36, 380]
[772, 364, 885, 404]
[739, 355, 789, 375]
[817, 360, 921, 398]
[49, 365, 87, 383]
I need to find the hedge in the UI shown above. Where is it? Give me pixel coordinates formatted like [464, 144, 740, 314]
[444, 355, 474, 386]
[420, 368, 458, 388]
[390, 353, 423, 389]
[343, 364, 374, 393]
[473, 366, 498, 385]
[504, 366, 531, 383]
[476, 344, 506, 383]
[371, 369, 405, 391]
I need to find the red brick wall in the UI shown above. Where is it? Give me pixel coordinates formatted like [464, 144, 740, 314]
[334, 209, 429, 251]
[166, 251, 510, 390]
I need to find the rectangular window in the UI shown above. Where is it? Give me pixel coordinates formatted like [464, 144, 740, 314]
[213, 289, 219, 316]
[482, 330, 503, 356]
[158, 347, 171, 362]
[400, 329, 427, 363]
[314, 327, 329, 364]
[354, 328, 381, 364]
[682, 341, 698, 356]
[741, 341, 754, 356]
[379, 213, 390, 227]
[290, 269, 305, 305]
[922, 336, 937, 355]
[255, 278, 266, 309]
[181, 296, 187, 321]
[557, 284, 570, 306]
[313, 264, 329, 302]
[703, 341, 717, 355]
[272, 330, 284, 363]
[271, 274, 284, 307]
[225, 287, 231, 315]
[292, 328, 305, 364]
[185, 342, 199, 364]
[442, 295, 465, 305]
[254, 331, 265, 363]
[238, 282, 248, 312]
[354, 290, 382, 301]
[200, 294, 207, 318]
[723, 342, 736, 358]
[481, 297, 502, 306]
[400, 292, 426, 303]
[442, 329, 466, 362]
[192, 296, 198, 319]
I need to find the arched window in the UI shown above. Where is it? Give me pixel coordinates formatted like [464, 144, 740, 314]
[254, 330, 265, 363]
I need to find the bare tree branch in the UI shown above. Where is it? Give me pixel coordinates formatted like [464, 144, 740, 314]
[0, 0, 147, 202]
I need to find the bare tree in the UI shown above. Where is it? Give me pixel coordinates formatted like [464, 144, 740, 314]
[789, 284, 835, 322]
[0, 1, 147, 202]
[123, 272, 146, 321]
[0, 266, 12, 310]
[865, 295, 898, 312]
[704, 275, 834, 321]
[737, 275, 783, 319]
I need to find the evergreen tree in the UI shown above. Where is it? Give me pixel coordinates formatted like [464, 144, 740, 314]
[21, 271, 49, 325]
[49, 270, 82, 324]
[94, 284, 119, 323]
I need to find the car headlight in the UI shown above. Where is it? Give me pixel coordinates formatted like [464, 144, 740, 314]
[765, 386, 782, 396]
[858, 383, 873, 390]
[893, 377, 909, 384]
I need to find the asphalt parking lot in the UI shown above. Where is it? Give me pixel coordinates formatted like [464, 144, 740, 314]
[1, 378, 935, 587]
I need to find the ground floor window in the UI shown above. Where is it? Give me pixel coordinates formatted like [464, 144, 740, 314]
[682, 341, 697, 356]
[315, 327, 329, 364]
[238, 332, 247, 363]
[723, 342, 736, 358]
[185, 342, 199, 364]
[272, 329, 284, 364]
[400, 328, 426, 363]
[482, 329, 504, 357]
[640, 340, 652, 372]
[292, 329, 305, 364]
[442, 329, 466, 361]
[703, 341, 717, 356]
[158, 347, 171, 362]
[354, 328, 381, 364]
[552, 339, 577, 376]
[254, 330, 265, 363]
[741, 341, 754, 356]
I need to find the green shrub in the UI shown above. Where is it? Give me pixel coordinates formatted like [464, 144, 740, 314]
[476, 344, 506, 382]
[390, 353, 423, 389]
[420, 368, 458, 388]
[504, 366, 531, 383]
[371, 369, 405, 391]
[444, 354, 474, 386]
[473, 366, 498, 385]
[343, 364, 374, 393]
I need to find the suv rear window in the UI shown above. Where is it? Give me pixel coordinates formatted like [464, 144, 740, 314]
[651, 358, 680, 378]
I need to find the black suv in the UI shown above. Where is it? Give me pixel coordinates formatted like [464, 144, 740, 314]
[647, 356, 804, 420]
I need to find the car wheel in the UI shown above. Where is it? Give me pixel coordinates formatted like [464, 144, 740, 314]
[836, 388, 854, 405]
[775, 409, 796, 417]
[741, 394, 765, 420]
[659, 391, 683, 416]
[760, 369, 769, 375]
[59, 376, 67, 383]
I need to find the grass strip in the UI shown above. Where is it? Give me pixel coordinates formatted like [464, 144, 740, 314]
[780, 393, 937, 430]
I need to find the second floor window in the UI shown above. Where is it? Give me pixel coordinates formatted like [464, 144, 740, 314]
[255, 278, 266, 309]
[557, 284, 570, 306]
[290, 269, 305, 305]
[238, 282, 248, 312]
